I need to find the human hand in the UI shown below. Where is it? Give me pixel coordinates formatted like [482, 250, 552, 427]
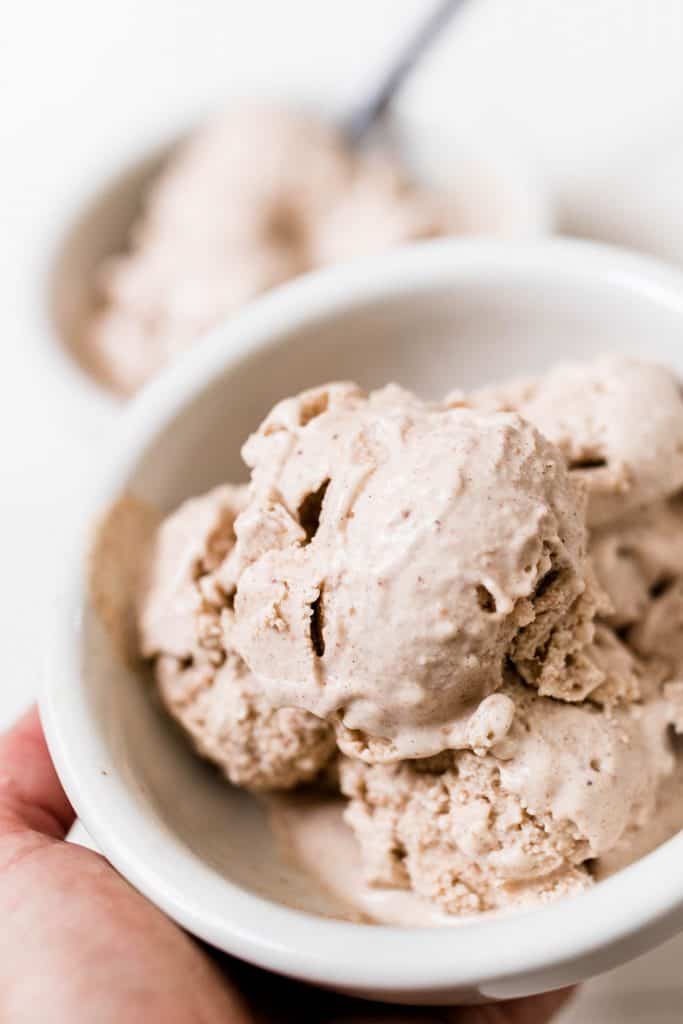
[0, 708, 574, 1023]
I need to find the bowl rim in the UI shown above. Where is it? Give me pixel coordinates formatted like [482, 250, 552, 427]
[41, 238, 683, 993]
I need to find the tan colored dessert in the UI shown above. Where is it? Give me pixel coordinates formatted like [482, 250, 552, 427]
[136, 357, 683, 921]
[461, 356, 683, 526]
[230, 382, 594, 760]
[590, 495, 683, 628]
[86, 104, 454, 395]
[339, 676, 673, 914]
[138, 485, 335, 791]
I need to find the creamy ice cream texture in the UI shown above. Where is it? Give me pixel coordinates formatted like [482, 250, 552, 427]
[230, 382, 592, 760]
[138, 485, 335, 792]
[86, 104, 456, 395]
[340, 678, 673, 914]
[136, 356, 683, 922]
[462, 356, 683, 526]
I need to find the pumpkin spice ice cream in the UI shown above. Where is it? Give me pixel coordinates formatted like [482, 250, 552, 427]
[463, 356, 683, 526]
[138, 484, 335, 792]
[136, 358, 683, 921]
[86, 104, 455, 395]
[229, 382, 591, 761]
[339, 672, 674, 914]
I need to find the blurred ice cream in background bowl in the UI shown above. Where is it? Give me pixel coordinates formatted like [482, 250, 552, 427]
[48, 2, 550, 398]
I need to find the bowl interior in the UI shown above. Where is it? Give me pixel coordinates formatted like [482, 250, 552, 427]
[83, 247, 683, 926]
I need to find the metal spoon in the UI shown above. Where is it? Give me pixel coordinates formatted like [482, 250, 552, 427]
[344, 0, 469, 145]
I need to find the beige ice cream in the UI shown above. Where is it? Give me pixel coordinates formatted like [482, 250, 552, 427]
[463, 357, 683, 526]
[630, 578, 683, 677]
[86, 104, 454, 395]
[590, 495, 683, 628]
[138, 485, 335, 791]
[153, 654, 335, 793]
[339, 676, 673, 914]
[134, 356, 683, 922]
[230, 382, 590, 760]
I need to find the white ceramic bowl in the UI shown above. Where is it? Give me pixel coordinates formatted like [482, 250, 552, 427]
[42, 239, 683, 1006]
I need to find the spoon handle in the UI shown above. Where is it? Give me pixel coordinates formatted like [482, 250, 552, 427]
[345, 0, 470, 145]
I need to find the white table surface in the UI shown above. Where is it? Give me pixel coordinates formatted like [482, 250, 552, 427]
[5, 1, 683, 1018]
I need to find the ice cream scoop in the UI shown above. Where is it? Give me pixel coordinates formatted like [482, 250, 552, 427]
[590, 494, 683, 628]
[229, 382, 590, 760]
[155, 653, 335, 792]
[138, 485, 335, 791]
[339, 675, 674, 914]
[464, 357, 683, 526]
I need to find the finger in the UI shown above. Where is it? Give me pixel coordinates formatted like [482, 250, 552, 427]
[230, 959, 573, 1024]
[0, 706, 75, 839]
[320, 985, 574, 1024]
[450, 987, 575, 1023]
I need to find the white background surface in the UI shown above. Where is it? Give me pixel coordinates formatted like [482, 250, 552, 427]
[5, 1, 683, 1019]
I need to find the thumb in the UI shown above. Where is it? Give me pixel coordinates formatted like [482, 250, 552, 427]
[0, 706, 75, 840]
